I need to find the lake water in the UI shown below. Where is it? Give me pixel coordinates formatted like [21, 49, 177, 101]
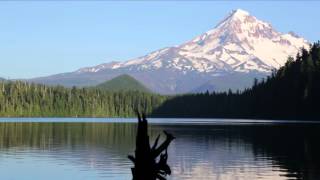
[0, 118, 319, 180]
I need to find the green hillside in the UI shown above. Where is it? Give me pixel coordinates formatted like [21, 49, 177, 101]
[96, 74, 151, 92]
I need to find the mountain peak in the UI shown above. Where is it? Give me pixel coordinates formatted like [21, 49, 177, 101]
[222, 9, 252, 24]
[230, 9, 250, 18]
[212, 9, 260, 33]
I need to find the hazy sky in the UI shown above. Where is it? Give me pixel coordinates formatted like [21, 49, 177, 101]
[0, 1, 319, 79]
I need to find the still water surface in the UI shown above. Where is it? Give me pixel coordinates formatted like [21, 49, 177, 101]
[0, 118, 319, 180]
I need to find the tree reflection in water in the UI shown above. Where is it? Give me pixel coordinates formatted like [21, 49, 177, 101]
[0, 122, 319, 179]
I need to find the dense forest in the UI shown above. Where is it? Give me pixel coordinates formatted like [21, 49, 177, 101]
[0, 82, 166, 117]
[0, 43, 319, 119]
[152, 42, 320, 120]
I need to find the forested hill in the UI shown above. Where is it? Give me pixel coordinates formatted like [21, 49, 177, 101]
[0, 82, 166, 117]
[151, 43, 320, 120]
[96, 74, 151, 93]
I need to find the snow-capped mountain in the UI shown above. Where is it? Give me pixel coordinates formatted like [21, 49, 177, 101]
[31, 9, 309, 94]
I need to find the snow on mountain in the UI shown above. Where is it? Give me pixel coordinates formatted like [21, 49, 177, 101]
[78, 9, 308, 75]
[31, 9, 309, 94]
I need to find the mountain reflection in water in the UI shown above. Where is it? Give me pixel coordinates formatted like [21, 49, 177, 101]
[0, 120, 319, 180]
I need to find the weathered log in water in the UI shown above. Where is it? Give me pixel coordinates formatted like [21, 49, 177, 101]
[128, 113, 175, 180]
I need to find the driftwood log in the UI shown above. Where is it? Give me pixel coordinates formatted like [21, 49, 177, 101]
[128, 113, 175, 180]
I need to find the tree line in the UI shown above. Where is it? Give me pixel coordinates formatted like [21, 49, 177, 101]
[151, 42, 320, 120]
[0, 82, 166, 117]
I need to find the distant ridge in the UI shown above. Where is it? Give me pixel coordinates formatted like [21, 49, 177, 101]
[96, 74, 151, 92]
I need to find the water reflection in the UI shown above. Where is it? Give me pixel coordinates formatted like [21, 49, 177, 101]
[0, 122, 319, 180]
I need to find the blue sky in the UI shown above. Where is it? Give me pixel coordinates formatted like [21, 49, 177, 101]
[0, 1, 319, 79]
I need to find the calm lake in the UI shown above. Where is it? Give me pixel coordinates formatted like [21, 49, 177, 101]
[0, 118, 319, 180]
